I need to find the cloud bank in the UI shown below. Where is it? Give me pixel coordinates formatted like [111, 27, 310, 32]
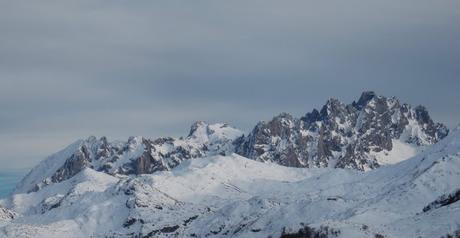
[1, 0, 459, 168]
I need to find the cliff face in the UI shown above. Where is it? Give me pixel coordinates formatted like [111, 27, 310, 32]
[236, 91, 448, 170]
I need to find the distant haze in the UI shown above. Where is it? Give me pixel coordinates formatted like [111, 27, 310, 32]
[1, 0, 459, 169]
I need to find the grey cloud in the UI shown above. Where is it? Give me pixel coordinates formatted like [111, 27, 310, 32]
[1, 0, 460, 168]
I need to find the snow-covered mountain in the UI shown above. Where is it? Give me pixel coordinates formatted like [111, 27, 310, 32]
[1, 128, 460, 237]
[236, 91, 448, 170]
[14, 122, 243, 194]
[1, 92, 458, 238]
[13, 92, 448, 195]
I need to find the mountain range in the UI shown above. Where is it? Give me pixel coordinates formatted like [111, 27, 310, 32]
[1, 92, 458, 238]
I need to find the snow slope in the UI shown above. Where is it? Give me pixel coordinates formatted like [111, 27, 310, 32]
[13, 140, 85, 194]
[371, 139, 420, 165]
[1, 129, 460, 237]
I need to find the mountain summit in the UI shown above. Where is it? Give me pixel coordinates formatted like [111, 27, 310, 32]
[236, 91, 448, 170]
[15, 122, 243, 194]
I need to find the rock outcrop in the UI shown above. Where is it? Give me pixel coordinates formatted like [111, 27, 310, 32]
[0, 206, 15, 221]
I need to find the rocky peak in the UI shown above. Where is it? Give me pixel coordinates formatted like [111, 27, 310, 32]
[320, 98, 345, 117]
[414, 105, 432, 125]
[353, 91, 377, 110]
[19, 122, 243, 193]
[302, 109, 321, 125]
[187, 121, 243, 145]
[264, 113, 296, 136]
[236, 91, 449, 170]
[188, 121, 209, 138]
[318, 98, 355, 129]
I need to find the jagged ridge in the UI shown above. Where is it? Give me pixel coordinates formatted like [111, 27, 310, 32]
[236, 91, 448, 170]
[16, 122, 243, 193]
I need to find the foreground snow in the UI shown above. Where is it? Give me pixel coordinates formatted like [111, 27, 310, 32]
[1, 130, 460, 237]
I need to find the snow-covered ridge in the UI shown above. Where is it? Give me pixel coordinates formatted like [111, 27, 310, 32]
[1, 129, 459, 237]
[14, 122, 243, 194]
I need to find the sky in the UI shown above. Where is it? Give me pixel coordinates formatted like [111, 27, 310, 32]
[1, 0, 460, 169]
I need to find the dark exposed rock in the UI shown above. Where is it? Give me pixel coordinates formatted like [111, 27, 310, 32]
[123, 218, 137, 228]
[440, 230, 460, 238]
[280, 225, 340, 238]
[183, 215, 199, 226]
[423, 189, 460, 212]
[51, 145, 91, 183]
[38, 194, 65, 214]
[140, 225, 179, 238]
[303, 109, 320, 126]
[353, 91, 376, 110]
[0, 206, 15, 220]
[160, 225, 180, 233]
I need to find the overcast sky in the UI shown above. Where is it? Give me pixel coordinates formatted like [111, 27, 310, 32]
[1, 0, 460, 169]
